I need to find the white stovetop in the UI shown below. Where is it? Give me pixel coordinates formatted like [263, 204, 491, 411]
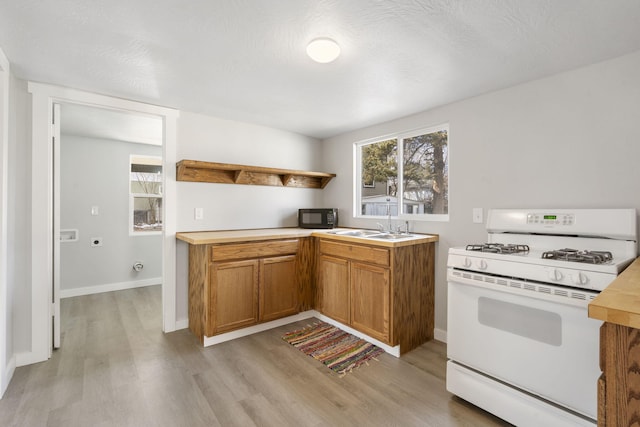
[448, 246, 634, 275]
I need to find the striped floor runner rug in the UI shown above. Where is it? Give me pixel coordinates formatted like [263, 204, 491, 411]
[282, 321, 385, 376]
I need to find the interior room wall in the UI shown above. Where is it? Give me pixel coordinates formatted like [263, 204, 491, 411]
[176, 112, 324, 232]
[174, 111, 324, 324]
[7, 77, 30, 361]
[321, 50, 640, 339]
[60, 135, 162, 297]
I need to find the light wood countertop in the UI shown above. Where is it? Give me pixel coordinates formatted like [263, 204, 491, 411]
[589, 256, 640, 328]
[176, 227, 439, 248]
[176, 228, 315, 244]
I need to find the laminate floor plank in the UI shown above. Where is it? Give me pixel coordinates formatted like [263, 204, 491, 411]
[223, 337, 360, 426]
[0, 285, 511, 426]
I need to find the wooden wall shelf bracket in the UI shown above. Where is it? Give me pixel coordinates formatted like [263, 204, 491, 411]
[176, 160, 336, 189]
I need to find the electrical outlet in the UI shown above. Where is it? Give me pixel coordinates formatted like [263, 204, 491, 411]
[473, 208, 483, 224]
[90, 237, 103, 247]
[194, 207, 203, 220]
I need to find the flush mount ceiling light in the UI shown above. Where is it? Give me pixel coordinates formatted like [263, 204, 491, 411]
[306, 38, 341, 63]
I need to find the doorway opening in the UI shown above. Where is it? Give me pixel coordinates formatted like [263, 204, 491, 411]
[55, 103, 165, 346]
[28, 82, 178, 363]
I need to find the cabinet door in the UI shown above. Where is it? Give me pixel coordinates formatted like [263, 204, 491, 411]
[318, 255, 350, 324]
[209, 259, 259, 335]
[259, 255, 298, 322]
[351, 262, 390, 343]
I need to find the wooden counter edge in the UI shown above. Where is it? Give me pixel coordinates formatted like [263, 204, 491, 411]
[176, 228, 439, 247]
[588, 256, 640, 328]
[176, 229, 314, 245]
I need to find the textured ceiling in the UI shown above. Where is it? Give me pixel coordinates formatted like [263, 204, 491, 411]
[60, 103, 163, 146]
[2, 0, 640, 139]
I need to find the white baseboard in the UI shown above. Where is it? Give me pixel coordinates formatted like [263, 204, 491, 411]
[60, 278, 162, 298]
[434, 327, 447, 343]
[203, 310, 317, 347]
[195, 310, 443, 359]
[201, 310, 403, 358]
[314, 312, 401, 358]
[1, 355, 16, 398]
[15, 350, 46, 367]
[174, 318, 189, 330]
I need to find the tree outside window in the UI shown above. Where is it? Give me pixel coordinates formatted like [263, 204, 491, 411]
[357, 125, 448, 220]
[130, 156, 163, 233]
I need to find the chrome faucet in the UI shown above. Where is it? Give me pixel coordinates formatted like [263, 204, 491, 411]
[387, 197, 392, 233]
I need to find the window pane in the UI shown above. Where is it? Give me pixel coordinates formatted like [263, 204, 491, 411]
[130, 169, 162, 195]
[133, 197, 163, 232]
[361, 139, 398, 216]
[130, 155, 163, 233]
[402, 129, 448, 215]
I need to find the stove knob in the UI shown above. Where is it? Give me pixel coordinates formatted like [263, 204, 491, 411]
[548, 269, 563, 281]
[572, 272, 588, 285]
[476, 259, 488, 270]
[463, 258, 472, 268]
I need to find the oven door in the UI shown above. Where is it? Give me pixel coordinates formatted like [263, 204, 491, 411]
[447, 269, 601, 421]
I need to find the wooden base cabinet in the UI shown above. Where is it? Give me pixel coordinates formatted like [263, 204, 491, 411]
[188, 239, 308, 343]
[597, 322, 640, 426]
[318, 241, 391, 344]
[317, 238, 434, 354]
[351, 262, 390, 343]
[183, 231, 434, 352]
[318, 255, 350, 325]
[210, 259, 259, 334]
[259, 255, 298, 322]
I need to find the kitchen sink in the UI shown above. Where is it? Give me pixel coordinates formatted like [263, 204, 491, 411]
[325, 229, 418, 240]
[327, 229, 381, 237]
[367, 233, 416, 240]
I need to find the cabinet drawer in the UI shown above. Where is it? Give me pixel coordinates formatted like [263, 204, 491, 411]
[210, 239, 299, 261]
[319, 239, 389, 267]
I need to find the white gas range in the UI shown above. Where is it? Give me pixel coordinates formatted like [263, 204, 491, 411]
[446, 209, 637, 426]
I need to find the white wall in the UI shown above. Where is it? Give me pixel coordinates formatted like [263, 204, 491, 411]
[59, 135, 162, 297]
[7, 77, 30, 365]
[1, 68, 32, 388]
[174, 111, 324, 323]
[322, 50, 640, 338]
[176, 112, 324, 231]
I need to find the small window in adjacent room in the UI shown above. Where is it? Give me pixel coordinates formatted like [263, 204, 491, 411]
[130, 155, 163, 234]
[355, 124, 449, 221]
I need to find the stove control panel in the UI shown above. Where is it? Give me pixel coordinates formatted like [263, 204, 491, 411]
[447, 251, 614, 292]
[527, 213, 575, 226]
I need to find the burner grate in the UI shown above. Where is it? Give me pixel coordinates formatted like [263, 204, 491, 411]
[541, 248, 613, 264]
[466, 243, 530, 254]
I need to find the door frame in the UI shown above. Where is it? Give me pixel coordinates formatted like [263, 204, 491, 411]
[24, 82, 178, 364]
[0, 47, 14, 396]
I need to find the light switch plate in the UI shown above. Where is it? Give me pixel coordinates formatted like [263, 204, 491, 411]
[194, 207, 203, 220]
[91, 205, 99, 216]
[473, 208, 483, 224]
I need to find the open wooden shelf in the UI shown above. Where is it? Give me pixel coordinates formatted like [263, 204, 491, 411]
[176, 160, 336, 189]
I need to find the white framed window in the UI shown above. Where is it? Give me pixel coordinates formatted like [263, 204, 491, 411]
[130, 155, 163, 235]
[355, 124, 449, 222]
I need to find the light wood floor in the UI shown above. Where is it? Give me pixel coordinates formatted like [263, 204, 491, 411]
[0, 286, 511, 426]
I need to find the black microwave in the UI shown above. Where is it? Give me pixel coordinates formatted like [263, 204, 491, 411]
[298, 208, 338, 229]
